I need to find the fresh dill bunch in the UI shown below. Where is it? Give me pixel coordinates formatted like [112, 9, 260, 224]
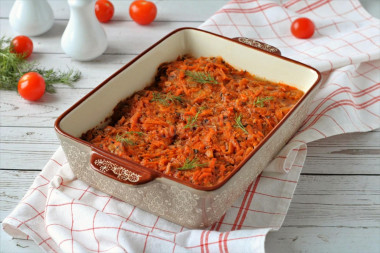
[115, 134, 135, 145]
[151, 92, 183, 106]
[234, 114, 249, 134]
[185, 70, 218, 84]
[254, 96, 274, 107]
[36, 68, 81, 93]
[178, 157, 207, 171]
[0, 36, 81, 93]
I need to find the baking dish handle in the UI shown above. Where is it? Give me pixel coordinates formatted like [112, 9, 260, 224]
[232, 37, 281, 56]
[90, 150, 159, 185]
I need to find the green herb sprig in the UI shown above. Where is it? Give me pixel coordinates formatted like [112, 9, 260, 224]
[185, 70, 218, 84]
[115, 131, 145, 145]
[178, 157, 207, 171]
[115, 134, 135, 145]
[184, 107, 204, 129]
[151, 92, 183, 106]
[254, 96, 274, 107]
[234, 114, 248, 134]
[123, 131, 145, 136]
[0, 37, 81, 93]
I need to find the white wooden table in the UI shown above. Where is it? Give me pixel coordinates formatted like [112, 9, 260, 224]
[1, 0, 379, 252]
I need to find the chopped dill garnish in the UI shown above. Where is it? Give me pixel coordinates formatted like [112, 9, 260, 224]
[151, 92, 183, 106]
[124, 131, 145, 136]
[0, 37, 81, 93]
[184, 107, 204, 129]
[254, 96, 274, 107]
[115, 132, 144, 145]
[185, 70, 218, 84]
[234, 114, 249, 134]
[178, 157, 207, 171]
[115, 134, 135, 145]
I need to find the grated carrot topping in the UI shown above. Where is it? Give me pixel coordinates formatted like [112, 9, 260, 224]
[82, 55, 304, 187]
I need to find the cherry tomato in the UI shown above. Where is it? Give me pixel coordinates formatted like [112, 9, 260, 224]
[10, 35, 33, 59]
[18, 72, 46, 101]
[95, 0, 114, 23]
[291, 17, 315, 39]
[129, 0, 157, 25]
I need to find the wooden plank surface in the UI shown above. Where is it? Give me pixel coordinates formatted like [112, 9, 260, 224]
[266, 227, 380, 253]
[1, 19, 203, 55]
[0, 0, 225, 21]
[1, 0, 379, 252]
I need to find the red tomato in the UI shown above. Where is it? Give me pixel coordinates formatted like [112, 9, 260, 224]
[10, 35, 33, 59]
[291, 17, 315, 39]
[129, 0, 157, 25]
[18, 72, 46, 101]
[95, 0, 114, 23]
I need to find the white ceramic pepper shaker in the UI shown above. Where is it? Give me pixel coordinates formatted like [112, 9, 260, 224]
[61, 0, 107, 61]
[9, 0, 54, 36]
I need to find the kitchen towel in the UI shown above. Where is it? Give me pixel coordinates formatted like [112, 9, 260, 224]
[3, 0, 380, 252]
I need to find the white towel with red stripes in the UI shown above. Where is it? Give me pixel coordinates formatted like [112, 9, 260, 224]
[3, 0, 380, 252]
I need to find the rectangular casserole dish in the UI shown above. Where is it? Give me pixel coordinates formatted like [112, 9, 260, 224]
[55, 27, 321, 228]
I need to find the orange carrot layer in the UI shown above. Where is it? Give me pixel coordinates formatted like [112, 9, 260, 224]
[81, 55, 304, 187]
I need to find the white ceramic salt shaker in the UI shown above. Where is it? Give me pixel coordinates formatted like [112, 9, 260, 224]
[9, 0, 54, 36]
[61, 0, 107, 61]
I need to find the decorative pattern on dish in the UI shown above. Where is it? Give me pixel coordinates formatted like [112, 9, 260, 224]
[94, 159, 142, 183]
[61, 140, 88, 173]
[234, 37, 281, 55]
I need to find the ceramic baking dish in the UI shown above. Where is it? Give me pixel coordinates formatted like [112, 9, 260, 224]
[55, 27, 321, 228]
